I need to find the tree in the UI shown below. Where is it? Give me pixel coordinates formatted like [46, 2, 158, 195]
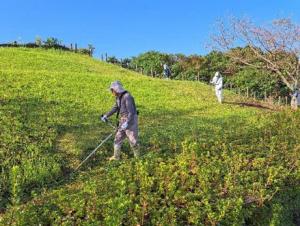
[171, 55, 204, 80]
[107, 56, 119, 64]
[44, 37, 60, 47]
[121, 58, 131, 68]
[211, 17, 300, 107]
[201, 51, 231, 81]
[131, 51, 173, 77]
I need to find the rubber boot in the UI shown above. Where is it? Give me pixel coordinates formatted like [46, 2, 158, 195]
[109, 144, 121, 160]
[132, 144, 140, 158]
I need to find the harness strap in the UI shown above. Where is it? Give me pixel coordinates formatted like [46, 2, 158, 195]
[116, 91, 128, 122]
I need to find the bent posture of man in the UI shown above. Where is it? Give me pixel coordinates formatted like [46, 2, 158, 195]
[210, 71, 223, 103]
[101, 81, 139, 160]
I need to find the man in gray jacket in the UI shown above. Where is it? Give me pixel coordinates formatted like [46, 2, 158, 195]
[101, 81, 139, 160]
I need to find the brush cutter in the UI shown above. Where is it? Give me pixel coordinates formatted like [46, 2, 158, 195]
[74, 118, 116, 172]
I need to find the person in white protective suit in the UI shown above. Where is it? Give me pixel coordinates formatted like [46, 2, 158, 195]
[210, 71, 223, 103]
[291, 88, 300, 110]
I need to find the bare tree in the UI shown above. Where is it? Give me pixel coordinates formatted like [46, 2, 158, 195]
[211, 17, 300, 107]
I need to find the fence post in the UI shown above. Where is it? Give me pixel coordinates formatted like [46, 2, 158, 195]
[135, 64, 138, 71]
[75, 43, 78, 53]
[278, 96, 281, 105]
[285, 96, 288, 106]
[105, 53, 108, 62]
[246, 87, 249, 98]
[264, 91, 267, 101]
[70, 43, 73, 50]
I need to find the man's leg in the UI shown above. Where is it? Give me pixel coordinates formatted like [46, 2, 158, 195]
[218, 89, 223, 103]
[111, 129, 126, 160]
[215, 88, 220, 102]
[125, 116, 139, 158]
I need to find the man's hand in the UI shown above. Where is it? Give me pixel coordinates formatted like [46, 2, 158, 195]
[100, 114, 108, 122]
[120, 121, 128, 130]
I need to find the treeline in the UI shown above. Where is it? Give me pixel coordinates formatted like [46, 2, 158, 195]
[108, 50, 289, 99]
[0, 37, 95, 56]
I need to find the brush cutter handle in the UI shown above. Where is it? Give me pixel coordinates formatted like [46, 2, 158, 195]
[100, 114, 108, 122]
[100, 114, 117, 130]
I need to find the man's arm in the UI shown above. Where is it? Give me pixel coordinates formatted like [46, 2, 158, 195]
[215, 77, 223, 89]
[106, 102, 118, 118]
[210, 76, 216, 84]
[216, 77, 223, 85]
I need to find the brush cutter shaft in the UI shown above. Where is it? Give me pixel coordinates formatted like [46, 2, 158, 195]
[74, 133, 113, 171]
[106, 121, 117, 130]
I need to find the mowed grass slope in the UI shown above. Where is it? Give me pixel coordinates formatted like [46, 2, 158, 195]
[0, 48, 299, 225]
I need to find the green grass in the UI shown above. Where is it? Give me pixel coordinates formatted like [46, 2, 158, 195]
[0, 47, 299, 225]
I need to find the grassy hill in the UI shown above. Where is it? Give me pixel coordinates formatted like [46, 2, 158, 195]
[0, 48, 299, 225]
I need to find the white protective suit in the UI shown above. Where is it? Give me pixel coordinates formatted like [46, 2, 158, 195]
[211, 71, 223, 103]
[291, 89, 300, 109]
[295, 90, 300, 106]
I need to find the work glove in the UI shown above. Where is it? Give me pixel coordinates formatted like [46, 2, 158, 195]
[120, 121, 128, 130]
[100, 114, 108, 122]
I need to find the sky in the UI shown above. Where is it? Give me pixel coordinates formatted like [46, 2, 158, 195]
[1, 0, 300, 59]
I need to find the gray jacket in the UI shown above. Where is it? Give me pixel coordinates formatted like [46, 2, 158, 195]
[106, 91, 137, 125]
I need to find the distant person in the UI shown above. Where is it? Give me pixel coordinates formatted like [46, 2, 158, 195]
[210, 71, 223, 103]
[101, 81, 139, 160]
[163, 63, 171, 79]
[291, 88, 300, 110]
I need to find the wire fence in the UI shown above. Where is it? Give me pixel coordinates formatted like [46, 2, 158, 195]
[223, 83, 290, 107]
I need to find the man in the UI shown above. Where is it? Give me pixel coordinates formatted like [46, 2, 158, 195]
[210, 71, 223, 103]
[291, 88, 300, 110]
[101, 81, 139, 160]
[163, 63, 171, 79]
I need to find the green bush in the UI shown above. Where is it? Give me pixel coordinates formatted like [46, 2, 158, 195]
[228, 68, 290, 98]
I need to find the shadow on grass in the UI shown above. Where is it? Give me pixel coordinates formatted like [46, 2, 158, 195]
[223, 100, 276, 111]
